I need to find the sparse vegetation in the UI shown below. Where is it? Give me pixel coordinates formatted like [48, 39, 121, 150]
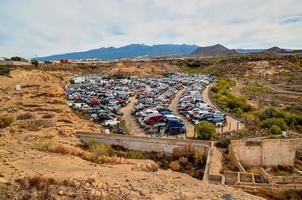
[87, 139, 113, 160]
[0, 114, 15, 128]
[258, 107, 302, 133]
[17, 112, 36, 120]
[41, 113, 55, 119]
[195, 120, 216, 140]
[243, 82, 271, 94]
[0, 65, 12, 76]
[211, 78, 253, 117]
[0, 175, 113, 200]
[35, 137, 82, 156]
[127, 150, 145, 159]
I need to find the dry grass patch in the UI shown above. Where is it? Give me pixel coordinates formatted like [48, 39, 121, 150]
[41, 113, 55, 119]
[35, 137, 82, 156]
[0, 115, 15, 128]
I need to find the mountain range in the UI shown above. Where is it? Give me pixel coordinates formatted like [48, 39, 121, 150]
[36, 44, 199, 61]
[36, 44, 302, 61]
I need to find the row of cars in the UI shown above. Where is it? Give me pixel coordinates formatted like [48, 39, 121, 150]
[178, 82, 226, 127]
[131, 73, 218, 135]
[66, 76, 135, 132]
[131, 74, 186, 135]
[66, 73, 225, 136]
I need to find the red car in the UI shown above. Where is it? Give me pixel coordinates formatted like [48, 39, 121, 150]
[144, 114, 165, 125]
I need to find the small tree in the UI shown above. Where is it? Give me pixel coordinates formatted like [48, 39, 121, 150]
[195, 121, 216, 140]
[270, 125, 281, 135]
[31, 59, 39, 67]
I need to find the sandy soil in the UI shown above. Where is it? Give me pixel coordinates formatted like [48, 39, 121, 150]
[121, 96, 146, 136]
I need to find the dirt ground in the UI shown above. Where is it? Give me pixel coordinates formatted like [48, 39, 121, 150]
[169, 89, 195, 138]
[0, 68, 263, 199]
[120, 96, 146, 136]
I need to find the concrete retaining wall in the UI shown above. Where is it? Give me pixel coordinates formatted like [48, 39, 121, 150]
[229, 138, 302, 167]
[77, 132, 210, 154]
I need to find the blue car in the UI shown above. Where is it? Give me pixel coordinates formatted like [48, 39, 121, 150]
[166, 118, 186, 135]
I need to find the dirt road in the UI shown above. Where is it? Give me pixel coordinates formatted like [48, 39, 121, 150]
[121, 96, 146, 136]
[202, 85, 244, 133]
[169, 89, 195, 138]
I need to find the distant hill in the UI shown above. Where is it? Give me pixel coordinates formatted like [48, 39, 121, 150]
[36, 44, 199, 61]
[259, 46, 302, 55]
[262, 46, 289, 54]
[190, 44, 237, 56]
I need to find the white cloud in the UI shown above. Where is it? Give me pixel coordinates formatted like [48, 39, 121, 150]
[0, 0, 301, 57]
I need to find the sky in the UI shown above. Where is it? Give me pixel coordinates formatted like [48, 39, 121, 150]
[0, 0, 302, 58]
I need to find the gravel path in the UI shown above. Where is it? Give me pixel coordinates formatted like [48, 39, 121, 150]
[121, 96, 146, 136]
[169, 89, 195, 138]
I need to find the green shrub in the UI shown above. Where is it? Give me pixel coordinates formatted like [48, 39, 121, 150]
[216, 137, 231, 148]
[127, 150, 144, 159]
[261, 118, 288, 131]
[244, 83, 270, 94]
[0, 65, 12, 76]
[0, 114, 15, 128]
[270, 125, 282, 135]
[211, 78, 252, 116]
[210, 85, 219, 93]
[195, 121, 216, 140]
[87, 139, 113, 159]
[284, 113, 302, 128]
[258, 107, 285, 121]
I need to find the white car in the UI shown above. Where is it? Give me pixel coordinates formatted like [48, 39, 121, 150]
[103, 120, 120, 127]
[67, 101, 73, 107]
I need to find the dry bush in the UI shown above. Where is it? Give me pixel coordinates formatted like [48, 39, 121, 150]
[143, 162, 159, 172]
[0, 115, 15, 128]
[35, 137, 55, 151]
[78, 151, 95, 162]
[57, 119, 73, 124]
[19, 119, 54, 130]
[17, 112, 35, 120]
[132, 162, 159, 172]
[169, 161, 181, 171]
[127, 150, 144, 159]
[35, 137, 82, 156]
[48, 143, 81, 155]
[41, 113, 55, 119]
[97, 156, 133, 165]
[1, 176, 109, 200]
[87, 139, 113, 158]
[173, 145, 196, 160]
